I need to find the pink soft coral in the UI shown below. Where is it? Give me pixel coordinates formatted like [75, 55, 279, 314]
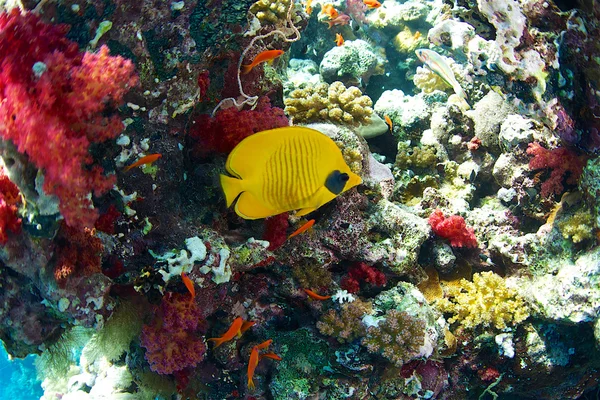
[141, 293, 206, 375]
[188, 96, 289, 155]
[428, 209, 478, 248]
[526, 142, 585, 197]
[0, 11, 137, 230]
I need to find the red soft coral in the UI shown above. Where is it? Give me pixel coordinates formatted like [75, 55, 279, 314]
[53, 223, 103, 287]
[526, 142, 585, 197]
[0, 11, 137, 230]
[141, 293, 206, 375]
[263, 212, 289, 251]
[0, 169, 21, 244]
[188, 96, 289, 155]
[428, 209, 478, 248]
[341, 262, 387, 293]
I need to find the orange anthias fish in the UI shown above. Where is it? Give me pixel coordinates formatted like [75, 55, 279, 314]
[335, 33, 344, 47]
[321, 3, 338, 19]
[181, 272, 195, 301]
[208, 317, 255, 347]
[248, 340, 281, 390]
[384, 115, 393, 131]
[241, 50, 285, 74]
[124, 153, 162, 172]
[303, 288, 332, 300]
[288, 219, 315, 239]
[363, 0, 381, 8]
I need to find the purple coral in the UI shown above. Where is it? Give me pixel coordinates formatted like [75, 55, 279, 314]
[141, 293, 206, 375]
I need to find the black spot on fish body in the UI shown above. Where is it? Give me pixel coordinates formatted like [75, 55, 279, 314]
[325, 170, 349, 195]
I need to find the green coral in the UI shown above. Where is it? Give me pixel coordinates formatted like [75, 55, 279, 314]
[436, 271, 530, 330]
[316, 299, 372, 343]
[291, 261, 332, 290]
[35, 326, 91, 380]
[249, 0, 291, 24]
[396, 145, 439, 170]
[284, 81, 373, 126]
[362, 309, 426, 366]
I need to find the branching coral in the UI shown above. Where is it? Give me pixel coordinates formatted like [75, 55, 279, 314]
[284, 81, 373, 125]
[316, 299, 372, 343]
[362, 309, 426, 366]
[557, 210, 594, 243]
[435, 271, 530, 330]
[413, 66, 451, 94]
[0, 11, 137, 229]
[52, 223, 103, 287]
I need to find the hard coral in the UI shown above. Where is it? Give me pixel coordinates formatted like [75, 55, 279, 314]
[428, 209, 478, 248]
[340, 262, 386, 293]
[362, 309, 426, 367]
[0, 11, 137, 230]
[249, 0, 291, 24]
[284, 81, 373, 126]
[141, 293, 207, 375]
[526, 142, 585, 198]
[435, 271, 530, 330]
[317, 298, 372, 343]
[188, 97, 289, 155]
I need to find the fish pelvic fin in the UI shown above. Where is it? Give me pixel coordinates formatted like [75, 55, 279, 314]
[220, 174, 244, 208]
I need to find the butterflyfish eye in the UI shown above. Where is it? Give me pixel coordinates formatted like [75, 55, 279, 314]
[325, 170, 349, 195]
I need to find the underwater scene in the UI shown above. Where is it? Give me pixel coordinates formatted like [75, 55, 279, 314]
[0, 0, 599, 398]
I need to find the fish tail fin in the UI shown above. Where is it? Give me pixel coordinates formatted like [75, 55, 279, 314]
[207, 337, 224, 347]
[220, 174, 244, 207]
[241, 64, 253, 74]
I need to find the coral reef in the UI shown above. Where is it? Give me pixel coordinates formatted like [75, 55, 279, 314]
[249, 0, 291, 24]
[320, 39, 386, 85]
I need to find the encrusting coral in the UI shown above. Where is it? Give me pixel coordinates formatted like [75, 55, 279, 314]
[284, 81, 373, 125]
[435, 271, 530, 331]
[362, 309, 427, 366]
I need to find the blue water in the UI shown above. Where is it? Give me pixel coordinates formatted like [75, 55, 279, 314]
[0, 346, 43, 400]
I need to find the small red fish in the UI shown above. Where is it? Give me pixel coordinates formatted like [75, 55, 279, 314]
[241, 50, 285, 74]
[384, 115, 393, 131]
[321, 3, 338, 19]
[335, 33, 344, 47]
[304, 288, 332, 301]
[324, 13, 351, 29]
[305, 0, 313, 14]
[124, 153, 162, 172]
[363, 0, 381, 8]
[208, 317, 254, 347]
[181, 272, 195, 301]
[288, 219, 315, 239]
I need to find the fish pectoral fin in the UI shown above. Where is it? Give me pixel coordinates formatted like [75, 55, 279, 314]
[234, 191, 279, 219]
[295, 206, 317, 217]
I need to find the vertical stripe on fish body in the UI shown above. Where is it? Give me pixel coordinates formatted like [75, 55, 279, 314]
[220, 127, 362, 219]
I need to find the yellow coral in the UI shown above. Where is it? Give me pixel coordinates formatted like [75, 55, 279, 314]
[284, 81, 373, 126]
[393, 27, 428, 55]
[557, 209, 594, 243]
[435, 271, 529, 330]
[249, 0, 291, 24]
[413, 66, 450, 94]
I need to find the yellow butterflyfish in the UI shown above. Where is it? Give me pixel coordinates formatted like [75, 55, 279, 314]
[220, 127, 362, 219]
